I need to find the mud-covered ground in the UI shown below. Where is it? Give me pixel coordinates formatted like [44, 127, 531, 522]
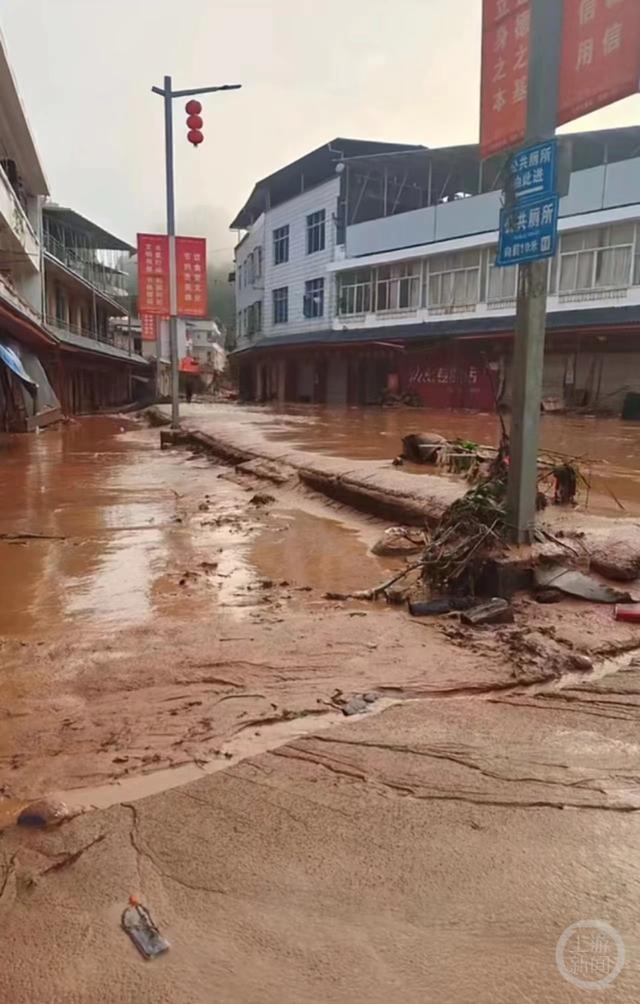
[2, 411, 640, 1001]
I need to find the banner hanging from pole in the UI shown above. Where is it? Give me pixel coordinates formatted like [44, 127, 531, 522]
[140, 313, 158, 341]
[137, 234, 171, 315]
[480, 0, 640, 159]
[480, 0, 530, 160]
[176, 237, 208, 317]
[558, 0, 640, 127]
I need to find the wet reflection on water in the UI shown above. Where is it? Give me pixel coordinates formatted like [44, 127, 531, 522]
[259, 405, 640, 515]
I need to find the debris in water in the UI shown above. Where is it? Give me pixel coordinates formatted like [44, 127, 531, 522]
[249, 493, 275, 507]
[401, 433, 447, 464]
[534, 588, 562, 605]
[371, 526, 423, 557]
[409, 597, 474, 617]
[18, 798, 75, 828]
[122, 896, 170, 959]
[535, 566, 633, 604]
[461, 598, 514, 626]
[615, 603, 640, 623]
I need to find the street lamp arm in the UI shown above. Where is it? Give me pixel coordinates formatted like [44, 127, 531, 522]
[170, 84, 242, 98]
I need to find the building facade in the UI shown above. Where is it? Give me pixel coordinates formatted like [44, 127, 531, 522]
[232, 130, 640, 415]
[42, 204, 148, 413]
[0, 32, 148, 430]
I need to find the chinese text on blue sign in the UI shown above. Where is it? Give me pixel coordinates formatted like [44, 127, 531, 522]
[496, 196, 560, 267]
[510, 139, 557, 202]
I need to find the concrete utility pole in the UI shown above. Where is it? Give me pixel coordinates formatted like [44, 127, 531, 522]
[152, 77, 241, 430]
[505, 0, 564, 543]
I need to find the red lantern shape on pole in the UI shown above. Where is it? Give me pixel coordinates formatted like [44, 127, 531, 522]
[185, 100, 204, 146]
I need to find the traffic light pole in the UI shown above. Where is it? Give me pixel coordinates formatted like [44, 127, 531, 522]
[152, 77, 241, 430]
[505, 0, 564, 543]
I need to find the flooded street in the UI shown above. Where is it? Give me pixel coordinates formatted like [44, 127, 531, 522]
[0, 416, 395, 640]
[3, 409, 640, 1004]
[258, 405, 640, 515]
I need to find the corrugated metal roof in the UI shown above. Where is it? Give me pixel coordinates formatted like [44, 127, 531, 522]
[44, 204, 135, 252]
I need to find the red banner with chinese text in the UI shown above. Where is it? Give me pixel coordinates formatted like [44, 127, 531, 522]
[558, 0, 640, 126]
[140, 313, 157, 341]
[176, 237, 208, 318]
[480, 0, 640, 158]
[137, 234, 170, 315]
[480, 0, 530, 159]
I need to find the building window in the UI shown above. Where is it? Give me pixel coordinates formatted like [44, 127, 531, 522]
[558, 223, 634, 294]
[273, 225, 289, 265]
[376, 263, 421, 312]
[338, 269, 373, 315]
[303, 278, 324, 318]
[428, 250, 481, 308]
[254, 246, 263, 280]
[273, 286, 288, 324]
[246, 300, 263, 338]
[487, 258, 517, 302]
[306, 210, 326, 254]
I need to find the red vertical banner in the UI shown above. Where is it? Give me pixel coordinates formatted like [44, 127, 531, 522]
[481, 0, 640, 158]
[140, 313, 157, 341]
[480, 0, 531, 159]
[176, 237, 208, 317]
[558, 0, 640, 126]
[137, 234, 170, 315]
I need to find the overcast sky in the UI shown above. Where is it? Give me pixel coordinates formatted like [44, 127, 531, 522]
[3, 0, 640, 260]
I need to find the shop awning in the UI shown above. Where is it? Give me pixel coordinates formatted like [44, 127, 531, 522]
[0, 340, 37, 387]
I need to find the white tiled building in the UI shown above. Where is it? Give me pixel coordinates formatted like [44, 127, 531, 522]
[231, 129, 640, 414]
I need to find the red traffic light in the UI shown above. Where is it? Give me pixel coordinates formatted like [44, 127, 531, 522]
[186, 100, 204, 146]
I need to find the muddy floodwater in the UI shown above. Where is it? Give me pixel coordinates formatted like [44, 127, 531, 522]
[259, 405, 640, 515]
[0, 416, 394, 640]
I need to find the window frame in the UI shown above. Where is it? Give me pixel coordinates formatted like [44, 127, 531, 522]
[557, 224, 635, 295]
[273, 225, 290, 266]
[427, 250, 481, 309]
[272, 286, 289, 325]
[375, 262, 421, 312]
[337, 269, 373, 316]
[303, 277, 325, 319]
[306, 209, 326, 255]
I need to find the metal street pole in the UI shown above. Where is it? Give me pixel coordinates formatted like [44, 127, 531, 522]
[162, 75, 180, 429]
[152, 77, 241, 430]
[505, 0, 564, 544]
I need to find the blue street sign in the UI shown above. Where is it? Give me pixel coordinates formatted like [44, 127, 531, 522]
[496, 195, 560, 268]
[510, 139, 557, 202]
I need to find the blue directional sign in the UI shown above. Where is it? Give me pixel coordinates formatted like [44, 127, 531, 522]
[496, 195, 560, 268]
[510, 139, 557, 202]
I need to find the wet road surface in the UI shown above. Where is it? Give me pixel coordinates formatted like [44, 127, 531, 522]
[0, 416, 395, 640]
[257, 404, 640, 515]
[2, 411, 640, 1001]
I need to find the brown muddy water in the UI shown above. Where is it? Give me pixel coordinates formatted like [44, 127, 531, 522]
[259, 405, 640, 515]
[0, 416, 395, 641]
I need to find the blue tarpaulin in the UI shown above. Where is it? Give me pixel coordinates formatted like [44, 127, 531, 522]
[0, 341, 37, 387]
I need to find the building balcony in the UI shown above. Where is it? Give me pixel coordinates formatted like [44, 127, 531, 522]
[0, 161, 40, 271]
[43, 232, 129, 300]
[45, 313, 114, 347]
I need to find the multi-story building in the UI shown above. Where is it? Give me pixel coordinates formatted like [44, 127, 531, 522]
[0, 32, 148, 428]
[186, 319, 226, 385]
[233, 128, 640, 414]
[43, 204, 148, 413]
[0, 31, 60, 430]
[231, 138, 422, 401]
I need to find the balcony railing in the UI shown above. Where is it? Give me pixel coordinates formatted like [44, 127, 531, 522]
[45, 312, 116, 347]
[44, 232, 128, 301]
